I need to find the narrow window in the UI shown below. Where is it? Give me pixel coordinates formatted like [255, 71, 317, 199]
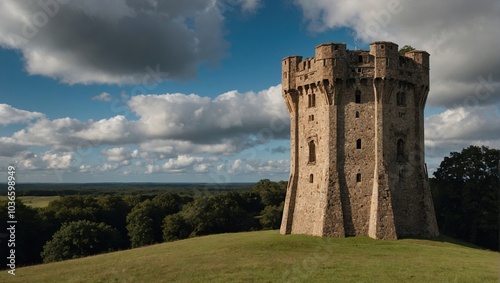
[308, 61, 311, 69]
[310, 174, 314, 183]
[357, 68, 362, 73]
[311, 115, 314, 121]
[355, 90, 361, 104]
[356, 173, 362, 183]
[334, 45, 338, 50]
[308, 94, 312, 108]
[397, 92, 406, 107]
[311, 93, 316, 107]
[380, 44, 384, 49]
[386, 58, 390, 67]
[309, 141, 316, 163]
[356, 139, 362, 149]
[358, 55, 363, 63]
[355, 111, 360, 118]
[397, 139, 405, 162]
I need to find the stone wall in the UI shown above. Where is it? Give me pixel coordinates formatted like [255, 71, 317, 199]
[280, 41, 439, 239]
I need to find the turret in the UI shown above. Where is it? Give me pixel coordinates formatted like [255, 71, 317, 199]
[369, 41, 399, 78]
[315, 43, 347, 80]
[282, 56, 302, 92]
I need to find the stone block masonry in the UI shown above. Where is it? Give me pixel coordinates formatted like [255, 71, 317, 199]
[280, 41, 439, 239]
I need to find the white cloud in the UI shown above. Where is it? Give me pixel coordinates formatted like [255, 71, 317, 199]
[13, 151, 73, 170]
[128, 84, 288, 143]
[0, 0, 261, 84]
[0, 137, 27, 157]
[101, 147, 135, 163]
[41, 152, 74, 169]
[92, 92, 113, 102]
[0, 104, 44, 126]
[162, 155, 217, 173]
[293, 0, 500, 108]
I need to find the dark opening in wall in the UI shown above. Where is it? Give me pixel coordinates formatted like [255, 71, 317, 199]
[397, 139, 405, 162]
[358, 55, 363, 63]
[310, 174, 314, 183]
[356, 139, 362, 149]
[355, 90, 361, 104]
[356, 111, 360, 118]
[356, 173, 362, 183]
[309, 140, 316, 163]
[397, 92, 406, 106]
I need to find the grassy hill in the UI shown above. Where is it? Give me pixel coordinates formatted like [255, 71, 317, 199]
[2, 230, 498, 282]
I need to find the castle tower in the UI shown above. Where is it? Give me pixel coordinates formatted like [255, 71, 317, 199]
[280, 41, 439, 239]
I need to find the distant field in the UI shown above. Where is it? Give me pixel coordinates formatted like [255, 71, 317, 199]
[2, 230, 498, 283]
[18, 196, 59, 208]
[0, 196, 59, 208]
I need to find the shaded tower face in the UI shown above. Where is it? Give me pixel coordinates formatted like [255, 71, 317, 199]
[280, 41, 438, 240]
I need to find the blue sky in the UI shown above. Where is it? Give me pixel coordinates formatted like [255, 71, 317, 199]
[0, 0, 499, 183]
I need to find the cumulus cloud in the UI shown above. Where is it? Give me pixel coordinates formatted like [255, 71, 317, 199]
[92, 92, 113, 102]
[293, 0, 500, 108]
[128, 84, 289, 143]
[2, 84, 290, 177]
[13, 151, 73, 170]
[9, 85, 287, 155]
[101, 147, 137, 163]
[0, 138, 28, 157]
[425, 105, 500, 145]
[0, 0, 261, 85]
[0, 104, 44, 126]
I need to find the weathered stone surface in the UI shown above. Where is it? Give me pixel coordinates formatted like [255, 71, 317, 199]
[280, 41, 439, 239]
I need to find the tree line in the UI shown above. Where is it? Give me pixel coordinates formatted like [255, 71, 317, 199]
[0, 179, 286, 265]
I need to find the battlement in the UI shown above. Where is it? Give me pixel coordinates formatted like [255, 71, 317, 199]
[282, 41, 429, 93]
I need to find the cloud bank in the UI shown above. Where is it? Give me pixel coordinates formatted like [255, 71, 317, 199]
[0, 0, 260, 85]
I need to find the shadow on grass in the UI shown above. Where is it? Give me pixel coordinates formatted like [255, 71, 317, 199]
[408, 233, 495, 251]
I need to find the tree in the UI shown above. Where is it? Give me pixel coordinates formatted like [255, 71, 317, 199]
[0, 201, 46, 265]
[162, 213, 192, 242]
[259, 203, 284, 230]
[432, 145, 499, 250]
[399, 45, 415, 55]
[181, 193, 254, 236]
[126, 193, 185, 247]
[126, 199, 156, 248]
[252, 179, 287, 207]
[41, 220, 122, 263]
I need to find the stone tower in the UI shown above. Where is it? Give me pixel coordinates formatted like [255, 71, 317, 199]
[280, 41, 439, 239]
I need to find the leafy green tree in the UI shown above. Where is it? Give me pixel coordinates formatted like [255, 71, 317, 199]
[41, 220, 121, 263]
[399, 45, 415, 55]
[126, 193, 185, 247]
[96, 195, 131, 247]
[252, 179, 287, 207]
[126, 199, 156, 248]
[432, 145, 499, 250]
[162, 213, 193, 242]
[0, 201, 46, 265]
[181, 193, 254, 236]
[259, 203, 284, 230]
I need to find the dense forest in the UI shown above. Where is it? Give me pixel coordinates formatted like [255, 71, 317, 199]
[1, 179, 286, 265]
[1, 145, 498, 267]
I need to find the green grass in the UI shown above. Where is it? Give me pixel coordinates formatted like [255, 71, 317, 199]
[2, 231, 498, 283]
[17, 196, 60, 208]
[0, 196, 59, 208]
